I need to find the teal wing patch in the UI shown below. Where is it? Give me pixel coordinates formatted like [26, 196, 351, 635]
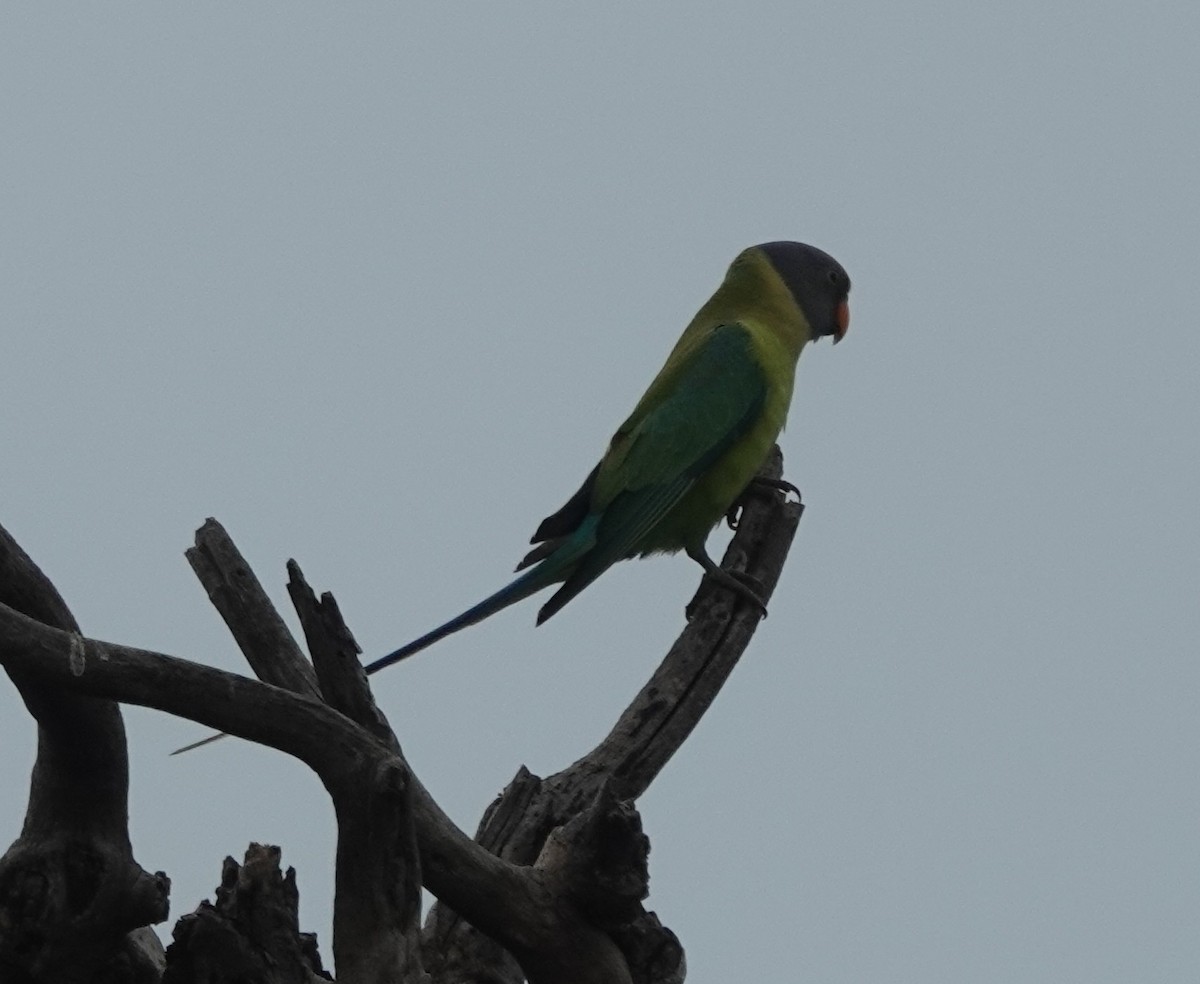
[536, 322, 766, 622]
[607, 323, 766, 493]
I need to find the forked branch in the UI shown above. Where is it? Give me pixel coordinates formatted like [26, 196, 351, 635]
[0, 446, 803, 984]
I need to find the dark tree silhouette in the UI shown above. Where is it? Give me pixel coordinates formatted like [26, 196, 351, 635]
[0, 448, 803, 984]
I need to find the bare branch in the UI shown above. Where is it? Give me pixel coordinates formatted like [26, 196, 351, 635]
[286, 561, 389, 747]
[423, 446, 800, 981]
[1, 444, 806, 982]
[0, 523, 169, 982]
[0, 571, 640, 981]
[576, 444, 803, 796]
[284, 561, 424, 981]
[187, 518, 318, 698]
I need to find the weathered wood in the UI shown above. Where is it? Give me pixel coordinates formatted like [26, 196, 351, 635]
[422, 446, 800, 982]
[286, 561, 388, 747]
[163, 845, 330, 984]
[187, 518, 319, 698]
[579, 445, 803, 796]
[0, 444, 806, 983]
[286, 562, 426, 983]
[0, 523, 170, 983]
[0, 571, 633, 981]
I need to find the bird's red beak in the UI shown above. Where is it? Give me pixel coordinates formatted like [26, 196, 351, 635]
[833, 300, 850, 344]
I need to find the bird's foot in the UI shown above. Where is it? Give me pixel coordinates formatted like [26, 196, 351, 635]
[724, 502, 741, 530]
[685, 567, 768, 620]
[685, 543, 769, 619]
[725, 476, 802, 529]
[754, 475, 802, 500]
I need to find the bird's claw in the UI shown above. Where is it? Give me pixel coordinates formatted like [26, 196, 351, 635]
[724, 569, 769, 617]
[750, 475, 802, 502]
[725, 476, 802, 529]
[685, 568, 768, 620]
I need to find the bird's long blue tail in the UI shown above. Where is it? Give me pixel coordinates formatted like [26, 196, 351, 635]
[364, 538, 586, 673]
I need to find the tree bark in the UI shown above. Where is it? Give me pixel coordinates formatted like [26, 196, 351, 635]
[0, 525, 169, 983]
[422, 446, 799, 982]
[162, 845, 330, 984]
[0, 446, 804, 982]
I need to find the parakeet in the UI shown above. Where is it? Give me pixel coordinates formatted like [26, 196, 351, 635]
[366, 241, 849, 672]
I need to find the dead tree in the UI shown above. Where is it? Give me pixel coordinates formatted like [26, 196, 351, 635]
[0, 448, 803, 983]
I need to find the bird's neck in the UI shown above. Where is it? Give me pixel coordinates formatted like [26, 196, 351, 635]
[695, 252, 813, 357]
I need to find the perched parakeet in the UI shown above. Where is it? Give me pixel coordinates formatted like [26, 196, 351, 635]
[366, 241, 849, 672]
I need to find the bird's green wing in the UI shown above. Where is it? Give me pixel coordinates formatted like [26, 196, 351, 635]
[536, 322, 767, 621]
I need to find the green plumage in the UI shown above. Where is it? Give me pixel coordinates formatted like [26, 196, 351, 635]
[366, 241, 850, 672]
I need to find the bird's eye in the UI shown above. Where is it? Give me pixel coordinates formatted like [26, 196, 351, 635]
[826, 268, 842, 287]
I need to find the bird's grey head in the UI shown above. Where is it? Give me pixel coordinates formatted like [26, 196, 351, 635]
[756, 241, 851, 343]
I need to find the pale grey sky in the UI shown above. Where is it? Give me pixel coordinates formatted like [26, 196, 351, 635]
[3, 4, 1198, 981]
